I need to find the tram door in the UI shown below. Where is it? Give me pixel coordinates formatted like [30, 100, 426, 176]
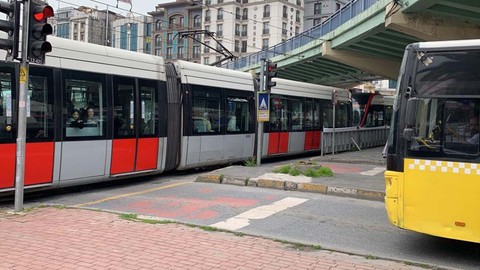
[111, 77, 159, 175]
[268, 96, 289, 155]
[0, 66, 54, 189]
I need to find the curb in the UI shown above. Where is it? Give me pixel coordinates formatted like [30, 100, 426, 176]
[195, 174, 385, 202]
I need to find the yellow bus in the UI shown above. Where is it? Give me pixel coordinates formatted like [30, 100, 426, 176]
[384, 39, 480, 243]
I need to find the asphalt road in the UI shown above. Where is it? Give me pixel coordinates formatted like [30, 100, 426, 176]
[4, 170, 480, 270]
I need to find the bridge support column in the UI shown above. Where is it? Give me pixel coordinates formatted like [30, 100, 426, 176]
[385, 2, 480, 41]
[321, 41, 400, 80]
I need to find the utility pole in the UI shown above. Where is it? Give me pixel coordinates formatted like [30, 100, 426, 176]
[256, 59, 265, 166]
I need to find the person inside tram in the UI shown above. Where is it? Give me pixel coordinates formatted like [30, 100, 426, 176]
[467, 116, 479, 144]
[68, 109, 84, 129]
[85, 107, 99, 126]
[227, 111, 238, 131]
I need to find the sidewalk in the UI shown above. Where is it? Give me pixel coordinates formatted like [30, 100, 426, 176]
[196, 147, 387, 201]
[0, 207, 428, 270]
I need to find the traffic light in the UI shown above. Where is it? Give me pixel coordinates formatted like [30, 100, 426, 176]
[0, 0, 20, 60]
[28, 0, 54, 64]
[265, 61, 277, 92]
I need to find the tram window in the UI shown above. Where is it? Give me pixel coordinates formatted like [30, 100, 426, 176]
[291, 99, 303, 131]
[313, 101, 321, 129]
[227, 96, 250, 133]
[192, 89, 221, 134]
[114, 82, 135, 137]
[0, 72, 14, 141]
[139, 81, 158, 136]
[322, 101, 333, 128]
[270, 96, 288, 132]
[27, 75, 53, 140]
[305, 100, 313, 130]
[64, 73, 106, 138]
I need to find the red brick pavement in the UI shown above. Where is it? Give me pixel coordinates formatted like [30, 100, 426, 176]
[0, 207, 425, 270]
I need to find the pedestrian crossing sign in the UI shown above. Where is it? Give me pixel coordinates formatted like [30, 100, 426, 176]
[257, 92, 269, 122]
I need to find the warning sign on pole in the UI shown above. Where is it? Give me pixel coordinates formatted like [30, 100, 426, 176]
[257, 92, 269, 122]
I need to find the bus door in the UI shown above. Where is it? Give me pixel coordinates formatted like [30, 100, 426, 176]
[111, 77, 159, 175]
[268, 96, 289, 155]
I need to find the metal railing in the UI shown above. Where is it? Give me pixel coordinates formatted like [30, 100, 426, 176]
[223, 0, 378, 70]
[321, 126, 388, 154]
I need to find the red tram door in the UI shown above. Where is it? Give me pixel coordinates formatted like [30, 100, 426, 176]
[268, 97, 289, 155]
[0, 68, 55, 189]
[110, 77, 159, 175]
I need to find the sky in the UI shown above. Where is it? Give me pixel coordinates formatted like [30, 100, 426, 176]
[45, 0, 166, 16]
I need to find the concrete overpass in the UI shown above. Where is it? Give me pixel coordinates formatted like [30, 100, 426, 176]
[225, 0, 480, 87]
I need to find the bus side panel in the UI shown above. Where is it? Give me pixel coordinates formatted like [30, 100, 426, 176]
[403, 158, 480, 242]
[25, 142, 54, 186]
[136, 138, 159, 171]
[0, 144, 15, 189]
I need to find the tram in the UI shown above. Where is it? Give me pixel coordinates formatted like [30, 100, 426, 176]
[0, 37, 357, 193]
[384, 39, 480, 243]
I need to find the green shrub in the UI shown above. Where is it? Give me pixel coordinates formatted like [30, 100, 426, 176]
[288, 167, 301, 176]
[244, 156, 257, 167]
[316, 166, 333, 177]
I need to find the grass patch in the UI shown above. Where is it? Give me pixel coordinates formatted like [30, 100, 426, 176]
[119, 213, 137, 220]
[274, 164, 333, 177]
[365, 254, 377, 260]
[273, 165, 291, 174]
[244, 156, 257, 167]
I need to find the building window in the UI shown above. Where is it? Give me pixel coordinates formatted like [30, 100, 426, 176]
[282, 23, 287, 35]
[242, 0, 248, 3]
[234, 40, 240, 52]
[242, 8, 248, 20]
[156, 20, 162, 30]
[314, 3, 322, 15]
[178, 46, 184, 58]
[313, 18, 321, 26]
[146, 23, 152, 36]
[130, 23, 138, 52]
[241, 41, 247, 53]
[179, 17, 184, 28]
[235, 24, 240, 36]
[206, 0, 211, 5]
[283, 6, 287, 18]
[166, 47, 173, 59]
[194, 15, 201, 28]
[205, 10, 211, 22]
[169, 17, 176, 29]
[295, 26, 299, 35]
[167, 33, 173, 45]
[155, 35, 162, 47]
[263, 5, 270, 18]
[217, 24, 223, 37]
[218, 0, 223, 3]
[262, 38, 269, 50]
[296, 10, 300, 22]
[204, 41, 210, 53]
[155, 48, 161, 56]
[193, 46, 200, 58]
[262, 22, 269, 34]
[120, 25, 127, 49]
[336, 3, 341, 11]
[241, 25, 247, 36]
[296, 0, 301, 6]
[204, 57, 210, 65]
[217, 8, 223, 20]
[236, 8, 241, 20]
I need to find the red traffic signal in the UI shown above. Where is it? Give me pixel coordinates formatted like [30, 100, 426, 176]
[265, 61, 277, 91]
[32, 5, 54, 22]
[28, 1, 54, 64]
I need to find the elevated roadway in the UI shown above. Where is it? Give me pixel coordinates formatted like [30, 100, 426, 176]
[226, 0, 480, 87]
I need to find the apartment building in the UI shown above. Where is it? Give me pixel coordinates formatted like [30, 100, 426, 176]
[149, 0, 203, 63]
[50, 6, 123, 46]
[304, 0, 348, 29]
[111, 15, 153, 54]
[201, 0, 304, 65]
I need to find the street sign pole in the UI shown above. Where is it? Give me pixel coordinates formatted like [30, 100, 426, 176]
[256, 58, 266, 166]
[15, 0, 30, 212]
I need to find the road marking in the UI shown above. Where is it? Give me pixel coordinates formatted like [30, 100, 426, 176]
[210, 197, 308, 231]
[73, 182, 191, 208]
[360, 167, 386, 176]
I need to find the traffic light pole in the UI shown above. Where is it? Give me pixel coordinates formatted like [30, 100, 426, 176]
[256, 59, 266, 166]
[15, 0, 30, 212]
